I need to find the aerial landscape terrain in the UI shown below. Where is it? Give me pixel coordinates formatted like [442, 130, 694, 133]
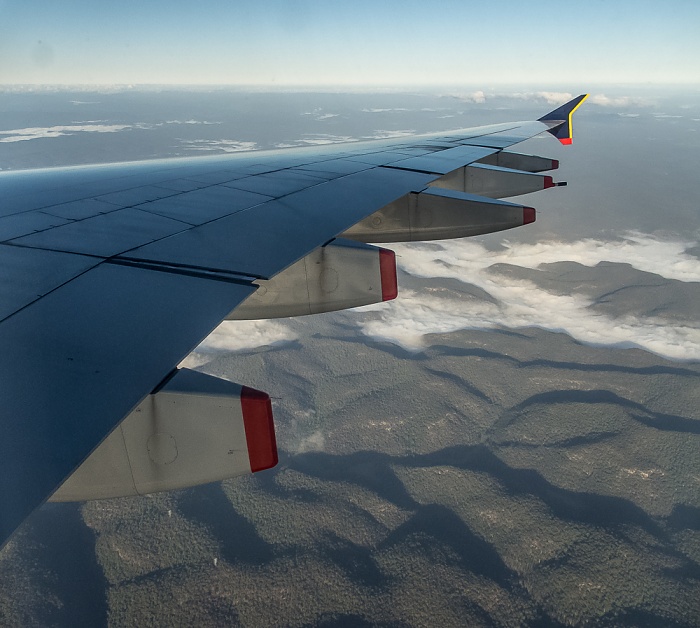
[0, 86, 698, 626]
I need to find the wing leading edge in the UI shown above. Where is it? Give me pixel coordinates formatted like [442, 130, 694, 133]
[0, 95, 588, 547]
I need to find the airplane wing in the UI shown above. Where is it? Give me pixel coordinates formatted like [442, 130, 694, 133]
[0, 95, 588, 547]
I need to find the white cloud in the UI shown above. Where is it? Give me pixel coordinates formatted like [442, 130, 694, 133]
[448, 90, 650, 109]
[451, 91, 571, 106]
[457, 90, 487, 104]
[361, 107, 410, 113]
[509, 92, 647, 108]
[361, 290, 700, 360]
[179, 139, 257, 153]
[194, 320, 297, 353]
[289, 429, 326, 454]
[363, 129, 415, 140]
[395, 234, 700, 283]
[356, 234, 700, 361]
[163, 119, 221, 125]
[298, 133, 357, 145]
[514, 91, 574, 105]
[273, 134, 361, 147]
[0, 123, 137, 142]
[178, 352, 213, 369]
[586, 94, 649, 107]
[0, 119, 224, 143]
[302, 109, 340, 121]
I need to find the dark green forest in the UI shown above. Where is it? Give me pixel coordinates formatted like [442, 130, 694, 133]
[1, 316, 698, 627]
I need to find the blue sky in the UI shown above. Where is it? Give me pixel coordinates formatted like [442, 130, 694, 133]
[1, 0, 699, 86]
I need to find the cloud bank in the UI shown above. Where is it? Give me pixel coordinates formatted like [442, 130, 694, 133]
[298, 133, 357, 145]
[179, 139, 257, 153]
[279, 129, 416, 147]
[0, 124, 136, 142]
[361, 107, 410, 113]
[390, 234, 700, 284]
[0, 119, 221, 143]
[450, 91, 650, 108]
[302, 109, 340, 121]
[194, 320, 298, 353]
[357, 234, 700, 361]
[364, 129, 416, 140]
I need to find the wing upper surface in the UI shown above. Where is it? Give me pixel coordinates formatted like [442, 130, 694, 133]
[0, 115, 562, 545]
[0, 261, 256, 542]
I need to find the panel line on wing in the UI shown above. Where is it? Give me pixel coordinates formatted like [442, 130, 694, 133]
[108, 257, 262, 283]
[379, 165, 441, 176]
[0, 244, 105, 324]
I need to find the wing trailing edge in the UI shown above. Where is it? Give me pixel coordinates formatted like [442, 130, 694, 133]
[538, 94, 589, 144]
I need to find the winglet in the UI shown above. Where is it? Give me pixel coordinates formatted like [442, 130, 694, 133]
[538, 94, 588, 145]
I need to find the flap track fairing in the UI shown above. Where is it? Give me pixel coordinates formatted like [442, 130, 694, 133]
[50, 369, 276, 502]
